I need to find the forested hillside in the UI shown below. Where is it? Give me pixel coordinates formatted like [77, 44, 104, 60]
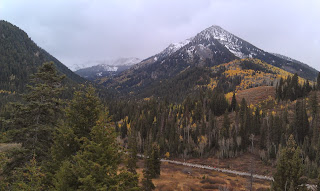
[0, 21, 85, 107]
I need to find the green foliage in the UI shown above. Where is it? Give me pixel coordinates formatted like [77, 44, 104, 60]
[276, 73, 312, 101]
[54, 114, 139, 190]
[65, 85, 102, 140]
[50, 123, 78, 167]
[142, 145, 155, 191]
[151, 143, 161, 178]
[240, 59, 275, 74]
[6, 62, 65, 167]
[127, 130, 138, 174]
[11, 155, 44, 191]
[273, 135, 303, 191]
[230, 92, 237, 112]
[293, 100, 310, 144]
[0, 152, 9, 190]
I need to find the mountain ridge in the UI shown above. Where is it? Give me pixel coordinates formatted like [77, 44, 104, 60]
[100, 25, 318, 100]
[75, 57, 141, 80]
[0, 20, 85, 93]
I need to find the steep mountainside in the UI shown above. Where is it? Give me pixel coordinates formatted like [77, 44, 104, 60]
[100, 25, 318, 99]
[270, 53, 318, 78]
[0, 20, 85, 93]
[103, 58, 308, 102]
[75, 57, 141, 80]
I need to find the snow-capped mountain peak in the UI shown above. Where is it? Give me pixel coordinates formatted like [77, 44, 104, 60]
[131, 25, 318, 82]
[194, 25, 260, 59]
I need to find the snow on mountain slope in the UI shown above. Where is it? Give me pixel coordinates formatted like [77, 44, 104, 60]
[75, 57, 141, 80]
[194, 25, 265, 59]
[72, 57, 141, 71]
[132, 25, 317, 80]
[158, 38, 193, 58]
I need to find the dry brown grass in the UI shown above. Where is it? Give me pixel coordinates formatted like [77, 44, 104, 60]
[136, 157, 271, 191]
[234, 86, 276, 105]
[0, 143, 21, 152]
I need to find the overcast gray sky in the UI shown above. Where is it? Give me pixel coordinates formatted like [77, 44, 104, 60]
[1, 0, 319, 71]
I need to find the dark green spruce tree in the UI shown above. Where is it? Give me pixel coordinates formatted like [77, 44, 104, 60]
[6, 62, 65, 168]
[54, 113, 139, 190]
[272, 135, 304, 191]
[230, 92, 237, 112]
[141, 143, 155, 191]
[151, 143, 161, 178]
[127, 128, 138, 174]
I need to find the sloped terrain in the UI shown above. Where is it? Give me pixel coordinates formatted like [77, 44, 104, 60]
[75, 57, 141, 80]
[99, 25, 317, 102]
[0, 20, 85, 94]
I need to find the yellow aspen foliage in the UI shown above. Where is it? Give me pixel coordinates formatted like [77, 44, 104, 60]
[0, 90, 15, 94]
[198, 135, 208, 144]
[192, 123, 197, 129]
[165, 152, 170, 159]
[225, 92, 234, 101]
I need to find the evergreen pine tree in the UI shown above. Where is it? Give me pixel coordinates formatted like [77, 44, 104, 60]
[141, 143, 155, 191]
[152, 143, 161, 178]
[273, 135, 303, 191]
[6, 62, 65, 173]
[54, 113, 139, 190]
[65, 85, 102, 140]
[12, 155, 44, 191]
[127, 129, 138, 174]
[230, 92, 237, 112]
[49, 86, 102, 175]
[294, 100, 310, 144]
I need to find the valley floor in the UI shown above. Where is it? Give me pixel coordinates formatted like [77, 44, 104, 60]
[136, 153, 273, 191]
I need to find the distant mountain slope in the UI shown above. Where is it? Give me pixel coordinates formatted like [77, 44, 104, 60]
[101, 58, 307, 102]
[75, 58, 141, 80]
[100, 25, 318, 99]
[270, 53, 318, 79]
[0, 20, 85, 93]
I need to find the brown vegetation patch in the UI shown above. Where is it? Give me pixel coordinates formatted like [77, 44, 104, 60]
[0, 143, 21, 152]
[136, 157, 271, 191]
[200, 177, 226, 185]
[235, 86, 276, 105]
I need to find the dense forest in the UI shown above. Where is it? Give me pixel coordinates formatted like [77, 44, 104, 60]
[2, 20, 320, 191]
[1, 61, 320, 190]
